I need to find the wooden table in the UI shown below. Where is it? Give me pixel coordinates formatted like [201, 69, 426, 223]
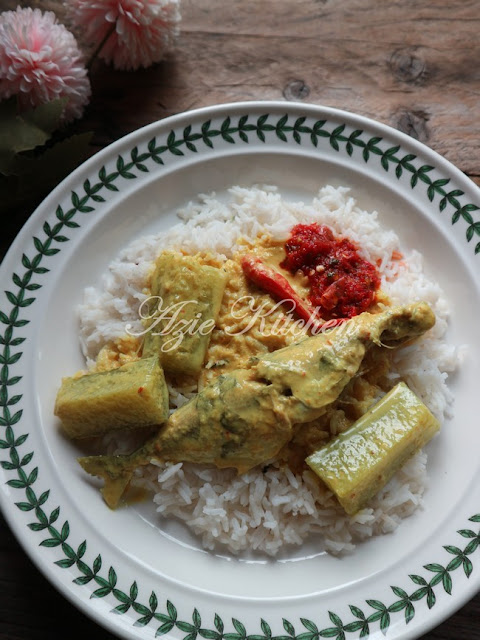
[1, 1, 479, 638]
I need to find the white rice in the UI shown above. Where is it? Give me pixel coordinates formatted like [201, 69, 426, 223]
[78, 185, 459, 556]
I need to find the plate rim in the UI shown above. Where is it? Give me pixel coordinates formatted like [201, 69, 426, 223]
[1, 99, 479, 640]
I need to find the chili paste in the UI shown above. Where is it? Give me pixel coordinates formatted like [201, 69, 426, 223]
[280, 223, 380, 319]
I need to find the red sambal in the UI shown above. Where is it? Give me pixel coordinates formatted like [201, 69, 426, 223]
[280, 223, 380, 319]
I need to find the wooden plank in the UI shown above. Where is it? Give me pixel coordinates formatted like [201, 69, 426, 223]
[3, 0, 478, 180]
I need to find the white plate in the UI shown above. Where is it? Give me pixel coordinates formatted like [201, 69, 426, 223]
[1, 101, 479, 640]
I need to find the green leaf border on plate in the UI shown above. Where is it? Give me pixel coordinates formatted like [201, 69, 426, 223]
[1, 113, 479, 638]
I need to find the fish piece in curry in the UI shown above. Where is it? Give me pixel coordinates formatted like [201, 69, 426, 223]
[78, 301, 435, 508]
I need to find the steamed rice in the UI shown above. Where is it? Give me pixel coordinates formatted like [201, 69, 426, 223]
[78, 185, 459, 556]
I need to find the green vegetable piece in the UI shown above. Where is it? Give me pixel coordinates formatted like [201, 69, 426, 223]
[54, 356, 169, 439]
[143, 251, 227, 376]
[305, 382, 440, 514]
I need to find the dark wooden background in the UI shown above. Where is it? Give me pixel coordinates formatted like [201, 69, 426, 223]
[0, 1, 479, 638]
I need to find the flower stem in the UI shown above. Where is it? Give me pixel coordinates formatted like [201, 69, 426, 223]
[87, 22, 117, 70]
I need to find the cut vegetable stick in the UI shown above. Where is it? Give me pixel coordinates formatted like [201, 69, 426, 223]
[306, 382, 440, 514]
[54, 356, 169, 439]
[143, 251, 227, 376]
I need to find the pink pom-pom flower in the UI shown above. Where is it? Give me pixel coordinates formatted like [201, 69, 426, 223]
[0, 7, 91, 123]
[66, 0, 181, 71]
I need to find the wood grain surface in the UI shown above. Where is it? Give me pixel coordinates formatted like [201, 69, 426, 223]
[0, 1, 479, 639]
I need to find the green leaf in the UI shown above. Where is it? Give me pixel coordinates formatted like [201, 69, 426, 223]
[22, 98, 68, 136]
[28, 522, 48, 531]
[184, 630, 199, 639]
[444, 545, 463, 555]
[428, 178, 450, 202]
[132, 602, 150, 616]
[0, 311, 10, 325]
[112, 588, 130, 604]
[410, 587, 428, 601]
[1, 461, 17, 470]
[366, 611, 383, 624]
[36, 507, 49, 526]
[443, 572, 453, 594]
[108, 566, 117, 587]
[76, 560, 92, 576]
[92, 586, 113, 599]
[127, 581, 138, 601]
[73, 575, 93, 586]
[156, 621, 175, 636]
[132, 602, 153, 624]
[154, 613, 172, 624]
[405, 603, 415, 624]
[55, 558, 76, 569]
[62, 542, 76, 560]
[300, 619, 318, 634]
[9, 446, 19, 465]
[0, 98, 51, 166]
[260, 619, 271, 637]
[429, 572, 445, 588]
[463, 557, 473, 577]
[409, 574, 428, 585]
[388, 600, 407, 613]
[201, 121, 214, 148]
[343, 621, 365, 633]
[37, 489, 49, 506]
[447, 556, 463, 571]
[327, 612, 342, 628]
[381, 146, 400, 171]
[384, 145, 400, 158]
[112, 603, 131, 615]
[90, 556, 102, 576]
[15, 501, 35, 512]
[27, 467, 38, 484]
[380, 611, 391, 633]
[149, 590, 157, 611]
[349, 605, 365, 620]
[40, 537, 62, 548]
[221, 117, 232, 132]
[359, 626, 370, 639]
[331, 124, 346, 138]
[162, 600, 175, 619]
[49, 506, 60, 524]
[214, 614, 224, 633]
[199, 630, 220, 640]
[74, 540, 86, 559]
[192, 609, 202, 629]
[317, 630, 338, 638]
[295, 633, 317, 640]
[426, 588, 436, 609]
[20, 451, 33, 465]
[61, 521, 70, 542]
[232, 618, 246, 637]
[4, 475, 25, 487]
[283, 619, 295, 636]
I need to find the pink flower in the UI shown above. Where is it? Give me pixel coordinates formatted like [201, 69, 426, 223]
[66, 0, 181, 71]
[0, 7, 91, 123]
